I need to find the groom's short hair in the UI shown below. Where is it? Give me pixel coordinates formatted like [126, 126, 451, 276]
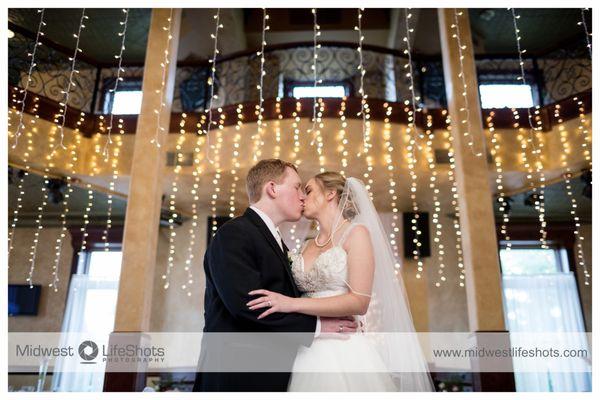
[246, 159, 297, 203]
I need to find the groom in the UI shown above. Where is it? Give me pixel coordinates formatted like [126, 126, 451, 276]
[193, 159, 358, 392]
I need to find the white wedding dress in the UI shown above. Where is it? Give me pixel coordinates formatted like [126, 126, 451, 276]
[287, 223, 397, 391]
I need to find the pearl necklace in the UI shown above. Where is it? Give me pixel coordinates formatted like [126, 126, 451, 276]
[314, 219, 348, 248]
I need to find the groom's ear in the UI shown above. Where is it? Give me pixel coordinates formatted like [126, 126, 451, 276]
[265, 181, 277, 199]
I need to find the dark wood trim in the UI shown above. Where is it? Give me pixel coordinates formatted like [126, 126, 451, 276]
[8, 84, 592, 138]
[496, 220, 577, 249]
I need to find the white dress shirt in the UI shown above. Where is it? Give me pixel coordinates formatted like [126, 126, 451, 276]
[249, 205, 321, 338]
[250, 205, 283, 251]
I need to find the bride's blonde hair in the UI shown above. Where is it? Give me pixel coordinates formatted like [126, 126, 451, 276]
[313, 171, 357, 219]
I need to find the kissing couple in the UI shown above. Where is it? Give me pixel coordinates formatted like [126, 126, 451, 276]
[193, 158, 433, 392]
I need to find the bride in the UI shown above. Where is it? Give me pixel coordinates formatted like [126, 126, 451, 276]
[246, 172, 434, 391]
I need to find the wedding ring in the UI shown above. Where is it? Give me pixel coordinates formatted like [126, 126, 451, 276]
[338, 325, 343, 333]
[267, 301, 272, 307]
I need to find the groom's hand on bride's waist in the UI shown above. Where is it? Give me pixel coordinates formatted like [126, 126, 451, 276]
[318, 316, 358, 339]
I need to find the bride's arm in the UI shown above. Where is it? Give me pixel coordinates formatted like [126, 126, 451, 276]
[247, 225, 375, 319]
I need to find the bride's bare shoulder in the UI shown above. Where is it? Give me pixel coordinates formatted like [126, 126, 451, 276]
[341, 223, 371, 251]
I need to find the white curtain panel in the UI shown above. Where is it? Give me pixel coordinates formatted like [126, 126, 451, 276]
[51, 274, 119, 392]
[502, 273, 591, 392]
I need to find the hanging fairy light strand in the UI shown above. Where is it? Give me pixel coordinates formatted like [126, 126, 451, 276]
[308, 8, 322, 140]
[163, 114, 187, 290]
[443, 112, 465, 287]
[578, 8, 592, 59]
[99, 11, 130, 251]
[204, 9, 223, 163]
[181, 116, 207, 297]
[401, 8, 424, 170]
[252, 103, 264, 162]
[101, 119, 124, 252]
[487, 111, 512, 251]
[511, 8, 548, 249]
[150, 8, 174, 148]
[307, 20, 325, 166]
[574, 96, 592, 169]
[229, 105, 244, 218]
[54, 9, 88, 153]
[12, 9, 46, 149]
[355, 8, 369, 149]
[255, 8, 270, 138]
[532, 117, 548, 249]
[403, 9, 423, 141]
[228, 132, 241, 218]
[403, 102, 423, 279]
[102, 8, 129, 159]
[555, 104, 590, 286]
[338, 97, 349, 176]
[451, 9, 483, 157]
[273, 98, 282, 158]
[510, 8, 540, 134]
[208, 110, 225, 237]
[77, 132, 99, 259]
[26, 124, 57, 287]
[315, 98, 325, 170]
[403, 9, 423, 279]
[49, 114, 86, 292]
[400, 9, 425, 270]
[290, 101, 302, 164]
[8, 97, 40, 266]
[26, 10, 88, 288]
[424, 113, 446, 287]
[513, 109, 547, 249]
[382, 103, 401, 269]
[52, 10, 129, 291]
[288, 101, 302, 252]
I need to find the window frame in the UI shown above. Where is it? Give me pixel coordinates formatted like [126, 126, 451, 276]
[478, 83, 536, 109]
[283, 79, 352, 99]
[68, 226, 124, 285]
[78, 245, 123, 276]
[498, 240, 569, 275]
[100, 78, 143, 115]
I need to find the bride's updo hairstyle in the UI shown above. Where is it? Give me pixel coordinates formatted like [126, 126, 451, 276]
[313, 171, 357, 220]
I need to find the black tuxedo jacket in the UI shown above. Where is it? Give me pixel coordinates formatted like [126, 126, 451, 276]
[193, 207, 317, 392]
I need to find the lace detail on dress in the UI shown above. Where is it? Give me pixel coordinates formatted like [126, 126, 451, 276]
[290, 223, 364, 298]
[290, 246, 348, 296]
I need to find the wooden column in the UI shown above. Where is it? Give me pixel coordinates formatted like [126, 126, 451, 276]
[437, 8, 514, 392]
[104, 8, 181, 392]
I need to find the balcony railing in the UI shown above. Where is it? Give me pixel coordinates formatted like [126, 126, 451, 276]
[9, 22, 591, 116]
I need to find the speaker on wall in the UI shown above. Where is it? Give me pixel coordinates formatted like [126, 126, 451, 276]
[402, 212, 431, 258]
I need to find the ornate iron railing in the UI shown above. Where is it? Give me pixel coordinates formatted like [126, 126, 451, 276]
[8, 28, 592, 114]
